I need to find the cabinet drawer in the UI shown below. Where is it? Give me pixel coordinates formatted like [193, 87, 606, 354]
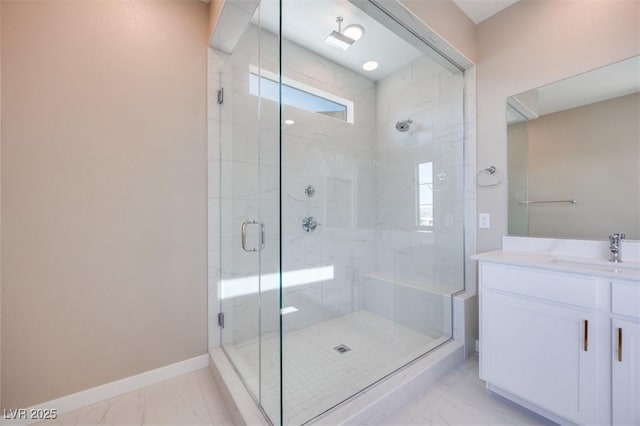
[481, 263, 597, 309]
[612, 281, 640, 318]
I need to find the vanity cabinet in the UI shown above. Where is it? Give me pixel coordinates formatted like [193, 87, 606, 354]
[611, 318, 640, 425]
[479, 263, 607, 425]
[611, 281, 640, 425]
[475, 237, 640, 425]
[481, 291, 602, 424]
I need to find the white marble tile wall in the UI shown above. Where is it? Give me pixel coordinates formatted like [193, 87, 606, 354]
[209, 31, 469, 348]
[209, 24, 379, 346]
[279, 31, 379, 333]
[373, 55, 466, 299]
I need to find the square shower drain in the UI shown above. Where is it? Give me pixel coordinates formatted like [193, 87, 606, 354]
[334, 344, 351, 354]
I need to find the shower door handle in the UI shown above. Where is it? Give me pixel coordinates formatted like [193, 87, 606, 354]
[241, 220, 258, 252]
[241, 220, 265, 252]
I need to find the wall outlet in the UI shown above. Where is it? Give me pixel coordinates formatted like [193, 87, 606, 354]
[479, 213, 491, 229]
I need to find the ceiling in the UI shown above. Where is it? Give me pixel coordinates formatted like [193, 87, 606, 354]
[452, 0, 520, 24]
[252, 0, 524, 81]
[257, 0, 425, 81]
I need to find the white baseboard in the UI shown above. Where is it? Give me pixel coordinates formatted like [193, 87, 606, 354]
[2, 354, 209, 426]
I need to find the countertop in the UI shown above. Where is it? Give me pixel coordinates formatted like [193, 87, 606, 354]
[472, 250, 640, 282]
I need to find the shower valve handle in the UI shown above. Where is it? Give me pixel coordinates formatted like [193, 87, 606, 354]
[302, 216, 318, 233]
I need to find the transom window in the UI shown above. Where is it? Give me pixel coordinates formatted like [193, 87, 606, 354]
[249, 66, 354, 123]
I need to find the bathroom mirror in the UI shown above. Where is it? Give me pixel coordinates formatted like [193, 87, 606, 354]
[507, 55, 640, 240]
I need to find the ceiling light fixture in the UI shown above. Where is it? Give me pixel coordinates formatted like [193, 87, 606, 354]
[325, 17, 356, 51]
[362, 61, 379, 71]
[284, 119, 295, 125]
[343, 24, 364, 41]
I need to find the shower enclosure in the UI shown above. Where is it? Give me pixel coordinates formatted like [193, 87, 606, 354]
[210, 1, 466, 424]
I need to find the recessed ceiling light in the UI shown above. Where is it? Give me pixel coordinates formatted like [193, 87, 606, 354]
[284, 119, 295, 125]
[343, 24, 364, 41]
[362, 61, 378, 71]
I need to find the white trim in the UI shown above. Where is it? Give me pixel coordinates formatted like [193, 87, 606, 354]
[349, 0, 473, 72]
[507, 95, 539, 120]
[1, 355, 209, 426]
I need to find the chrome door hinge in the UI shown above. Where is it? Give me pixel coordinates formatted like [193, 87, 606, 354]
[218, 312, 225, 328]
[217, 88, 224, 105]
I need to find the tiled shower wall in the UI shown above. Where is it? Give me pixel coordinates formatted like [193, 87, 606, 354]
[364, 56, 465, 337]
[279, 48, 378, 333]
[374, 56, 465, 291]
[209, 25, 377, 345]
[208, 27, 466, 346]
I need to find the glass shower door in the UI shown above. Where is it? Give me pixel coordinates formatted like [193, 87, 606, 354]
[217, 1, 281, 423]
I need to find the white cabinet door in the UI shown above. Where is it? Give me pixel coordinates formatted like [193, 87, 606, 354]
[612, 318, 640, 426]
[481, 290, 601, 424]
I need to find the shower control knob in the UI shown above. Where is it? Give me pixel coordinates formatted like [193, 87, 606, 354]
[305, 185, 315, 197]
[302, 216, 318, 233]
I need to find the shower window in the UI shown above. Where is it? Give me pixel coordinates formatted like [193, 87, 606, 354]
[417, 162, 434, 230]
[249, 67, 353, 122]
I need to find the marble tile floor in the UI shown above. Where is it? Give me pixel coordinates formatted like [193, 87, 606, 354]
[381, 355, 555, 426]
[36, 355, 553, 426]
[36, 368, 234, 426]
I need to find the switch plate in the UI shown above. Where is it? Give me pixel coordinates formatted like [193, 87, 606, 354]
[479, 213, 491, 229]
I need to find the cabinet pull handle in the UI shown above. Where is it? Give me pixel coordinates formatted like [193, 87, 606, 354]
[617, 327, 623, 362]
[583, 320, 589, 351]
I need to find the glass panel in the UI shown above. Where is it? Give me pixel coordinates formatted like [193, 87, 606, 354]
[255, 1, 281, 424]
[218, 7, 261, 410]
[216, 1, 281, 424]
[280, 0, 465, 423]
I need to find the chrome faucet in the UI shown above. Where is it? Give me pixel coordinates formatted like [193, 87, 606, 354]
[609, 233, 626, 263]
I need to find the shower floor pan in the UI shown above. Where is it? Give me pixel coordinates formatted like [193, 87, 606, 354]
[209, 309, 464, 425]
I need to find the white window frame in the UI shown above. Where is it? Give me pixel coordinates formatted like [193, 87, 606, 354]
[249, 65, 354, 124]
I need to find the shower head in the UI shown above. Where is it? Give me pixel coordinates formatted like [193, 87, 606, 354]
[395, 119, 412, 132]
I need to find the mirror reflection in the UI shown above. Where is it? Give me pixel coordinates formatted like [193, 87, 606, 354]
[507, 55, 640, 240]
